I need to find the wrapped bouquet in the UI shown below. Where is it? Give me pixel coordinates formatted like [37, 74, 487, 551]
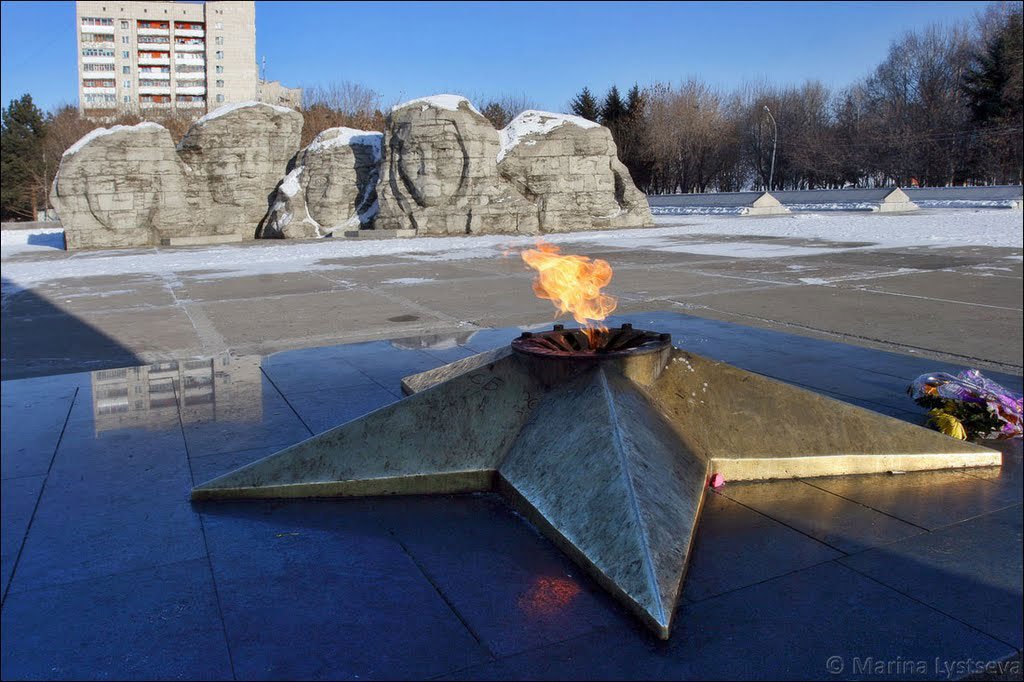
[908, 369, 1022, 441]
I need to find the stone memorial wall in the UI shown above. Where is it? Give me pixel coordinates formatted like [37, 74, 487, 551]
[52, 95, 653, 249]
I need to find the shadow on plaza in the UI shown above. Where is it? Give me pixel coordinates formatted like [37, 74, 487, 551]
[1, 277, 142, 381]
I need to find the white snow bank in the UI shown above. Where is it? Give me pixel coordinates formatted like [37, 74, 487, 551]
[391, 94, 482, 116]
[498, 110, 601, 162]
[63, 122, 165, 157]
[305, 127, 383, 161]
[0, 227, 65, 256]
[195, 100, 294, 124]
[2, 210, 1019, 294]
[649, 210, 1020, 249]
[278, 167, 303, 198]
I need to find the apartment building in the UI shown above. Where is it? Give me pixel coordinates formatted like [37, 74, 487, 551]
[76, 0, 272, 117]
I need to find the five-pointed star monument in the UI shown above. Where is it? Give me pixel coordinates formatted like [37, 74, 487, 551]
[191, 327, 998, 639]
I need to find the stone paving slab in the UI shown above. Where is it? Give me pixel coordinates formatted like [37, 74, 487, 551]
[0, 314, 1021, 680]
[4, 231, 1020, 381]
[841, 504, 1023, 649]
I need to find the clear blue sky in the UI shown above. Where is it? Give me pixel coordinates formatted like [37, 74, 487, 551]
[1, 0, 991, 113]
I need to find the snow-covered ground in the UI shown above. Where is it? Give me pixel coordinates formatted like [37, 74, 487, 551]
[650, 200, 1020, 215]
[1, 210, 1020, 295]
[1, 228, 65, 255]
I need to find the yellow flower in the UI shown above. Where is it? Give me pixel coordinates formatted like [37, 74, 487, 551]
[928, 409, 967, 440]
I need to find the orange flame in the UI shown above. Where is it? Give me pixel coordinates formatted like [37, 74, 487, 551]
[520, 240, 617, 347]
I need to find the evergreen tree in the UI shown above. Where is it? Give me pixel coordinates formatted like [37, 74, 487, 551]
[963, 7, 1023, 182]
[625, 84, 645, 119]
[480, 101, 510, 129]
[600, 85, 627, 126]
[1, 94, 47, 220]
[964, 8, 1023, 124]
[620, 84, 651, 191]
[569, 87, 601, 122]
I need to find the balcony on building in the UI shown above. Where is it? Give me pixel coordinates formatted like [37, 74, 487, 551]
[173, 39, 205, 52]
[175, 86, 207, 96]
[174, 21, 205, 38]
[138, 68, 171, 79]
[82, 87, 117, 96]
[137, 20, 169, 34]
[80, 32, 115, 45]
[174, 52, 205, 63]
[138, 51, 171, 65]
[139, 95, 172, 109]
[138, 36, 171, 46]
[138, 85, 172, 95]
[82, 54, 116, 64]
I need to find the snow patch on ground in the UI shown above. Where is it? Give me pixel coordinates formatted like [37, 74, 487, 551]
[498, 110, 601, 162]
[195, 100, 294, 124]
[2, 210, 1019, 293]
[649, 211, 1020, 249]
[63, 122, 164, 157]
[381, 277, 436, 285]
[392, 94, 482, 116]
[0, 228, 66, 255]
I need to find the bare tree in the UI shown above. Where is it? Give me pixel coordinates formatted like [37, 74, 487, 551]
[477, 92, 538, 129]
[300, 81, 385, 146]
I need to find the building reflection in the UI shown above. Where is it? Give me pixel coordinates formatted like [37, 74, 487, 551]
[90, 355, 262, 432]
[389, 330, 478, 351]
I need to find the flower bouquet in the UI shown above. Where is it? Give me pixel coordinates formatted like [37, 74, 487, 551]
[908, 369, 1023, 441]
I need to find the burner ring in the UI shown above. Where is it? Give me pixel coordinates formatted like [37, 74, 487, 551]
[511, 324, 672, 359]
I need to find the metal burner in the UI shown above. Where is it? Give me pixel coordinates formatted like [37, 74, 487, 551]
[511, 324, 671, 358]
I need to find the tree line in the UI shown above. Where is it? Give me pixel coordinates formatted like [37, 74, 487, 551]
[572, 3, 1022, 193]
[2, 2, 1020, 220]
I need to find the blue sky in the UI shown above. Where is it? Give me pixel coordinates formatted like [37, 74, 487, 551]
[1, 0, 991, 113]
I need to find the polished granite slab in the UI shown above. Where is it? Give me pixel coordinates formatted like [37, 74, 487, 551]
[1, 311, 1021, 680]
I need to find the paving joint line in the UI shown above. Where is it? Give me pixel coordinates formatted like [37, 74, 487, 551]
[389, 531, 497, 661]
[1, 387, 78, 606]
[838, 561, 1021, 652]
[172, 379, 239, 681]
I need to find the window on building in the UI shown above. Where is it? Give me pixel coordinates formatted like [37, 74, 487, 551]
[123, 80, 131, 88]
[215, 79, 224, 87]
[215, 36, 223, 45]
[123, 95, 131, 103]
[122, 50, 130, 58]
[215, 22, 223, 29]
[215, 51, 223, 59]
[215, 65, 223, 74]
[123, 66, 130, 74]
[81, 17, 114, 26]
[216, 94, 224, 103]
[121, 20, 128, 29]
[122, 36, 130, 43]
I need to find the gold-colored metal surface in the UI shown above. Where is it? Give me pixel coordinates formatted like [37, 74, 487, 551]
[191, 344, 999, 639]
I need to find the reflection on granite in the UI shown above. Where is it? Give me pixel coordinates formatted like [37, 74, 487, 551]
[88, 356, 263, 434]
[388, 330, 479, 351]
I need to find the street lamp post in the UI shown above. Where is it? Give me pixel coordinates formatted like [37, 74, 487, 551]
[763, 105, 777, 191]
